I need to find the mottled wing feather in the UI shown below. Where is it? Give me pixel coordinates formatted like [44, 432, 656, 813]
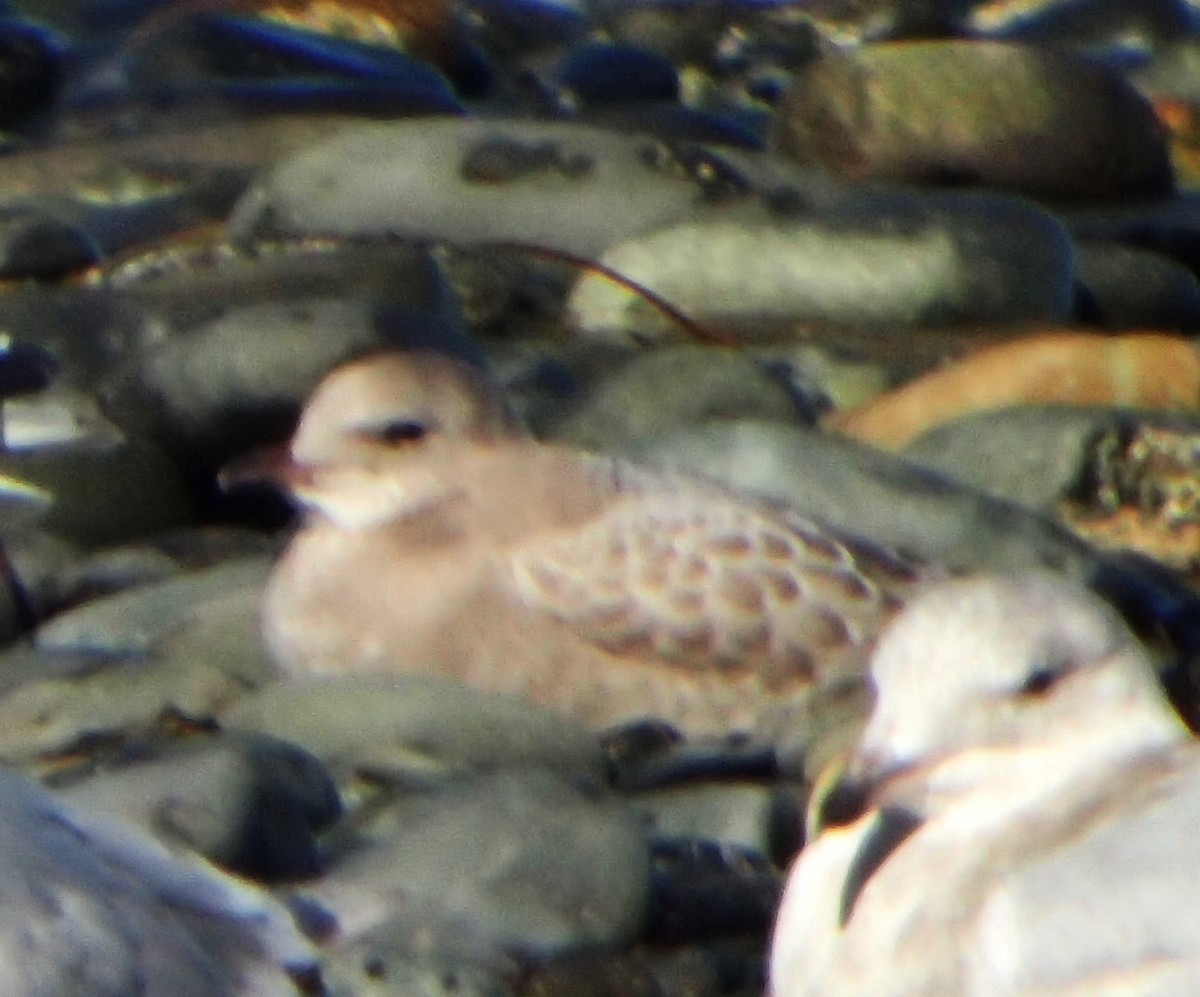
[507, 471, 920, 689]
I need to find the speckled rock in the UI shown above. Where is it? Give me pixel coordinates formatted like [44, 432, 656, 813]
[228, 118, 746, 257]
[772, 40, 1174, 202]
[900, 405, 1200, 512]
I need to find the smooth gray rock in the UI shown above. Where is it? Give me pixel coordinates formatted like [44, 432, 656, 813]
[568, 191, 1075, 340]
[1074, 241, 1200, 331]
[0, 767, 314, 996]
[0, 436, 192, 547]
[57, 731, 341, 880]
[34, 556, 270, 658]
[550, 345, 808, 450]
[622, 420, 1100, 575]
[901, 405, 1200, 513]
[295, 770, 651, 960]
[229, 118, 739, 256]
[222, 675, 607, 785]
[103, 289, 471, 465]
[0, 558, 276, 762]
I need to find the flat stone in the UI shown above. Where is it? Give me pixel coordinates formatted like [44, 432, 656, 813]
[293, 770, 651, 961]
[222, 675, 607, 785]
[0, 558, 276, 762]
[567, 192, 1075, 340]
[229, 118, 733, 257]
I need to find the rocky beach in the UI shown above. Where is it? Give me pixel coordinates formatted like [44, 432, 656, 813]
[0, 0, 1196, 993]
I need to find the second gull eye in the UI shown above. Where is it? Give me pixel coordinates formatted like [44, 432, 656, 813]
[366, 419, 429, 445]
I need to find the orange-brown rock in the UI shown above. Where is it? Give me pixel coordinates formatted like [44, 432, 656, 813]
[829, 332, 1200, 449]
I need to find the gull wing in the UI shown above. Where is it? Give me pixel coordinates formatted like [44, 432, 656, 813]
[507, 469, 921, 690]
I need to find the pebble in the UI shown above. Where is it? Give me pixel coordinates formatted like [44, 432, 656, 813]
[0, 558, 276, 763]
[100, 243, 472, 468]
[0, 432, 192, 546]
[898, 405, 1195, 511]
[621, 420, 1106, 577]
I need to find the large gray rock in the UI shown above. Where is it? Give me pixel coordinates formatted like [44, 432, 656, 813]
[222, 675, 607, 785]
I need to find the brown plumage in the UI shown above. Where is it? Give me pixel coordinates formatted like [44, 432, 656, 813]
[251, 351, 932, 748]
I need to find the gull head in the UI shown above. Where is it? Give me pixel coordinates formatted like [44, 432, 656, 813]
[289, 350, 520, 467]
[226, 351, 522, 529]
[825, 574, 1182, 820]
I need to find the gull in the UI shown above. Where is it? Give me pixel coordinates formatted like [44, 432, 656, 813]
[234, 350, 930, 752]
[770, 573, 1200, 996]
[0, 767, 314, 996]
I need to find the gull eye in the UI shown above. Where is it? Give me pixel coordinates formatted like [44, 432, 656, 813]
[1016, 662, 1069, 699]
[363, 419, 429, 446]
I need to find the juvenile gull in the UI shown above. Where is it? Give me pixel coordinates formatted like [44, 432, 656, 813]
[770, 573, 1200, 996]
[241, 350, 929, 750]
[0, 767, 313, 996]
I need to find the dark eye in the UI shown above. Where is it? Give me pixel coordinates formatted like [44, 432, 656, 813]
[365, 420, 429, 445]
[1017, 663, 1067, 699]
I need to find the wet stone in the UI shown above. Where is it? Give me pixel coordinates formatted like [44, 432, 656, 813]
[33, 555, 271, 659]
[0, 435, 192, 547]
[53, 730, 341, 881]
[899, 405, 1200, 512]
[622, 420, 1120, 581]
[0, 209, 98, 280]
[553, 41, 680, 107]
[103, 291, 472, 469]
